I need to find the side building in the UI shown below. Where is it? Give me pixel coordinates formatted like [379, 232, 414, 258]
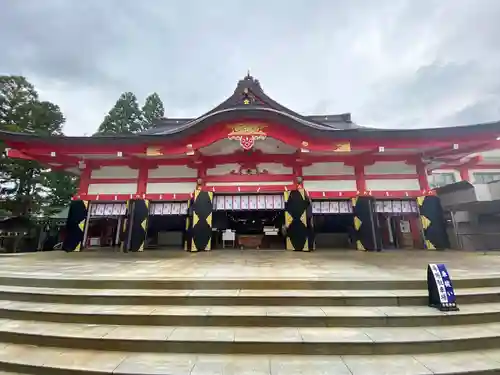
[2, 74, 500, 252]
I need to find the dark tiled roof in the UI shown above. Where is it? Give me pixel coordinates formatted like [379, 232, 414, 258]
[142, 74, 359, 135]
[1, 75, 499, 144]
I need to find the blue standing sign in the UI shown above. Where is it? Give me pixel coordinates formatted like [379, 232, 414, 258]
[427, 263, 459, 311]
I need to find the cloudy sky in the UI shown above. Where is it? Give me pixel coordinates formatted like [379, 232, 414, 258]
[1, 0, 499, 136]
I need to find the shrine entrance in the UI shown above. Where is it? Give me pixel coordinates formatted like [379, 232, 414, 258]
[83, 202, 127, 249]
[211, 194, 286, 249]
[311, 199, 355, 249]
[374, 199, 424, 250]
[147, 201, 189, 249]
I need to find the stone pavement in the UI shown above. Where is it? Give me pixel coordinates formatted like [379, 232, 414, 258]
[0, 345, 500, 374]
[0, 249, 499, 280]
[0, 250, 499, 374]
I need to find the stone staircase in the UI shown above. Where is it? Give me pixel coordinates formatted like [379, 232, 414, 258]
[0, 277, 499, 374]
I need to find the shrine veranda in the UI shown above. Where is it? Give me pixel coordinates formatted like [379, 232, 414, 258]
[2, 74, 500, 253]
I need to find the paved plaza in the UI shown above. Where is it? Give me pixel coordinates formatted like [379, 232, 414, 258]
[1, 249, 500, 280]
[0, 249, 499, 373]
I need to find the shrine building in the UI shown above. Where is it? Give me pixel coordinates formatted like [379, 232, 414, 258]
[2, 74, 500, 252]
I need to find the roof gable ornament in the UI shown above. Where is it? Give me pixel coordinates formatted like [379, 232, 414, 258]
[235, 70, 261, 105]
[242, 88, 254, 105]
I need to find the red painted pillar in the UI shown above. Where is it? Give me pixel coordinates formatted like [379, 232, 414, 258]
[416, 162, 430, 192]
[77, 167, 91, 195]
[459, 167, 470, 182]
[137, 166, 149, 196]
[355, 164, 366, 193]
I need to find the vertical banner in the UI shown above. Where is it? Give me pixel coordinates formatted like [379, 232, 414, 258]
[63, 200, 89, 252]
[427, 263, 459, 311]
[128, 199, 149, 252]
[191, 190, 213, 251]
[184, 199, 192, 251]
[351, 196, 379, 251]
[283, 189, 309, 251]
[120, 201, 130, 252]
[306, 197, 315, 251]
[417, 196, 449, 250]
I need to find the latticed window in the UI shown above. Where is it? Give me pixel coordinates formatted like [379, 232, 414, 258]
[473, 172, 500, 184]
[428, 173, 457, 189]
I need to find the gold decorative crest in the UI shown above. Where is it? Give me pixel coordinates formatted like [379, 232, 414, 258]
[227, 124, 267, 137]
[146, 147, 163, 156]
[333, 143, 351, 152]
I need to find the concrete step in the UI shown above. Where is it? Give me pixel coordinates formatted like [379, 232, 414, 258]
[0, 319, 500, 355]
[0, 344, 500, 374]
[1, 301, 500, 327]
[0, 285, 498, 306]
[1, 275, 500, 290]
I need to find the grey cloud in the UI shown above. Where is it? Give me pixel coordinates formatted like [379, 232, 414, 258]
[442, 98, 500, 127]
[0, 0, 499, 135]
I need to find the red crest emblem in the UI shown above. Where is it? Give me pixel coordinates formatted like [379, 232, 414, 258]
[240, 135, 255, 150]
[227, 124, 267, 151]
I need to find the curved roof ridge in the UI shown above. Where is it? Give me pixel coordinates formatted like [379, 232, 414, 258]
[148, 106, 341, 135]
[144, 74, 352, 135]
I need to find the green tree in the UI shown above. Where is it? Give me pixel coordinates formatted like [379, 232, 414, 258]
[141, 92, 165, 130]
[41, 170, 77, 215]
[96, 92, 142, 134]
[0, 75, 67, 216]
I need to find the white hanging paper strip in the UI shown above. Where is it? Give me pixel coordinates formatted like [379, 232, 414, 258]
[383, 200, 393, 213]
[401, 200, 412, 213]
[171, 203, 181, 215]
[392, 200, 402, 213]
[96, 204, 105, 216]
[224, 196, 233, 210]
[154, 203, 163, 215]
[265, 195, 274, 209]
[107, 203, 115, 215]
[375, 201, 384, 213]
[241, 195, 249, 210]
[347, 201, 353, 213]
[106, 204, 111, 215]
[216, 196, 225, 210]
[330, 201, 339, 213]
[410, 200, 418, 213]
[249, 195, 258, 209]
[257, 195, 266, 209]
[312, 201, 321, 214]
[339, 201, 349, 214]
[112, 203, 122, 215]
[180, 202, 188, 215]
[321, 201, 330, 214]
[233, 195, 241, 210]
[273, 195, 283, 209]
[162, 203, 172, 215]
[212, 196, 218, 209]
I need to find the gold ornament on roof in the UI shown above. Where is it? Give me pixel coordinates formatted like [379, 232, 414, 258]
[228, 124, 267, 136]
[227, 124, 267, 151]
[333, 143, 351, 152]
[146, 147, 163, 156]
